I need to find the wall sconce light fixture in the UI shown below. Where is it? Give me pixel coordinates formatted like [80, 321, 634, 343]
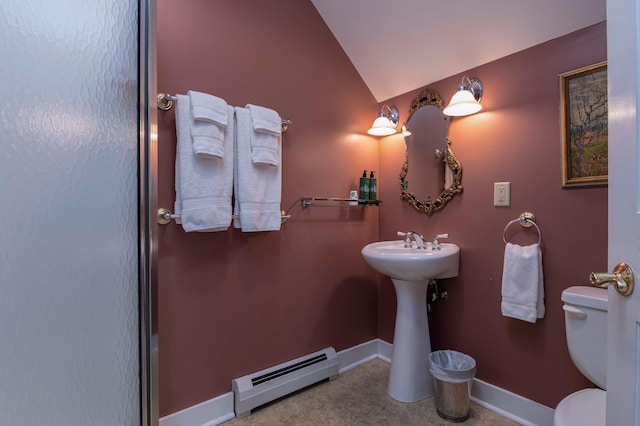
[443, 76, 483, 117]
[367, 105, 399, 136]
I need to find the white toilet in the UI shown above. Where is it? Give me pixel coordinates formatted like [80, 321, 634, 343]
[554, 286, 608, 426]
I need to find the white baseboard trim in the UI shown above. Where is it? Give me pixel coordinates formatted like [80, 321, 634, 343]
[159, 392, 234, 426]
[375, 339, 393, 362]
[335, 339, 392, 372]
[160, 338, 554, 426]
[336, 339, 379, 373]
[471, 378, 555, 426]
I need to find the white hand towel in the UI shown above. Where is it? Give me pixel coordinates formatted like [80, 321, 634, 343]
[501, 242, 545, 323]
[174, 94, 234, 232]
[246, 104, 281, 166]
[233, 106, 281, 232]
[189, 90, 227, 124]
[188, 90, 228, 159]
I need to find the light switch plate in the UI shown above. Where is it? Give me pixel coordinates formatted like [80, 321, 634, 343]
[494, 182, 510, 206]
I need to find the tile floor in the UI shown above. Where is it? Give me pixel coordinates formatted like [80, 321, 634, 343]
[225, 359, 520, 425]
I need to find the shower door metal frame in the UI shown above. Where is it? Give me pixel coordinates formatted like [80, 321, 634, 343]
[139, 0, 159, 424]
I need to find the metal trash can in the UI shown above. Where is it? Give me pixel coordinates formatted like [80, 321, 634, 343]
[429, 350, 477, 422]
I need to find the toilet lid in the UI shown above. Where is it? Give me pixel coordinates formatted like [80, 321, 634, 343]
[554, 388, 606, 426]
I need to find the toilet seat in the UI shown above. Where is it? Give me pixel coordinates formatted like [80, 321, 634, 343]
[553, 388, 606, 426]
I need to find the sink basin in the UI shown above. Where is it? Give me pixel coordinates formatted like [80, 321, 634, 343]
[361, 239, 461, 403]
[361, 240, 460, 281]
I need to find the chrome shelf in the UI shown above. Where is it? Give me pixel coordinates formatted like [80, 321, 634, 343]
[301, 197, 381, 207]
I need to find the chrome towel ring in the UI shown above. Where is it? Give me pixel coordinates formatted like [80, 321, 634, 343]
[503, 212, 541, 245]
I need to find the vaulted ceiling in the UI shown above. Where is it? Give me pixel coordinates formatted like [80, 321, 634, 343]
[310, 0, 606, 102]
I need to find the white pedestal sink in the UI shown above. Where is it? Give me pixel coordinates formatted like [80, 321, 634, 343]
[361, 240, 460, 402]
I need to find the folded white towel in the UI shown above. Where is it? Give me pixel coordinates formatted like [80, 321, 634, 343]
[246, 103, 281, 134]
[501, 242, 545, 323]
[246, 104, 281, 166]
[233, 106, 281, 232]
[174, 94, 234, 232]
[188, 90, 228, 159]
[189, 90, 227, 125]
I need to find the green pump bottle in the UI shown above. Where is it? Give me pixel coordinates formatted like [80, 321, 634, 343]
[369, 171, 377, 201]
[359, 170, 369, 200]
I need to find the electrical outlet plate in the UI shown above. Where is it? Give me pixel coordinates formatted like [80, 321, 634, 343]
[494, 182, 510, 206]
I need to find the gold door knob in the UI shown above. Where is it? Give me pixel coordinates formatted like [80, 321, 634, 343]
[590, 262, 634, 296]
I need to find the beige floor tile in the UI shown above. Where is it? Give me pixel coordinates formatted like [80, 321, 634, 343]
[225, 359, 519, 425]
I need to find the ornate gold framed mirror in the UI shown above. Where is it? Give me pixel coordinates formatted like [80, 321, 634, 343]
[400, 88, 463, 215]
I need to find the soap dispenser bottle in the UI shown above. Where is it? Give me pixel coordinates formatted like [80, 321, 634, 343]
[369, 171, 377, 200]
[359, 170, 369, 200]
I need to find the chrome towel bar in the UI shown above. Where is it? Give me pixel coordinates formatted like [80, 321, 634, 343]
[157, 207, 291, 225]
[157, 93, 292, 133]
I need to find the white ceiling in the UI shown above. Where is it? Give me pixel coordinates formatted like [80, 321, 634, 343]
[310, 0, 606, 102]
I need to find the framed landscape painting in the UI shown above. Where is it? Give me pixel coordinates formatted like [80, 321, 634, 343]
[560, 61, 608, 187]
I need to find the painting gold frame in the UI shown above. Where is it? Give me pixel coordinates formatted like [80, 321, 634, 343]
[560, 61, 608, 187]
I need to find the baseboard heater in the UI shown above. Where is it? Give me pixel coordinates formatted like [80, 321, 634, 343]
[232, 347, 338, 418]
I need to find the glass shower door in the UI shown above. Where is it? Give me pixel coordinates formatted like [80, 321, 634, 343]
[0, 1, 141, 424]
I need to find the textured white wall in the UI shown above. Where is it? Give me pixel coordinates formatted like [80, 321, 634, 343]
[0, 1, 139, 424]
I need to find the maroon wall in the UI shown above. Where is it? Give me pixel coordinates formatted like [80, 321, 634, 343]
[157, 0, 607, 415]
[157, 1, 382, 416]
[378, 23, 607, 408]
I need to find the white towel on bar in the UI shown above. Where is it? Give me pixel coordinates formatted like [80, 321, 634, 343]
[501, 242, 545, 323]
[174, 94, 234, 232]
[246, 104, 281, 167]
[233, 106, 281, 232]
[188, 90, 228, 159]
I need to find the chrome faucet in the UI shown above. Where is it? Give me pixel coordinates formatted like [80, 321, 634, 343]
[397, 231, 426, 249]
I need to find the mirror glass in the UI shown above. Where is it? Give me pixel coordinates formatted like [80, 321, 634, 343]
[400, 88, 463, 215]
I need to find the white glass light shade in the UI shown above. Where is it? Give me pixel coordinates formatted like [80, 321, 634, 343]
[368, 116, 396, 136]
[443, 89, 483, 116]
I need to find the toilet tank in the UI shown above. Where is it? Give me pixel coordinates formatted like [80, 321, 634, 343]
[561, 286, 608, 389]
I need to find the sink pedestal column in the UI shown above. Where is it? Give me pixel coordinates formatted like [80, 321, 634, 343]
[387, 278, 434, 402]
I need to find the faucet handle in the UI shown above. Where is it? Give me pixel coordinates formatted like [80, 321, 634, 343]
[397, 231, 412, 247]
[432, 233, 449, 250]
